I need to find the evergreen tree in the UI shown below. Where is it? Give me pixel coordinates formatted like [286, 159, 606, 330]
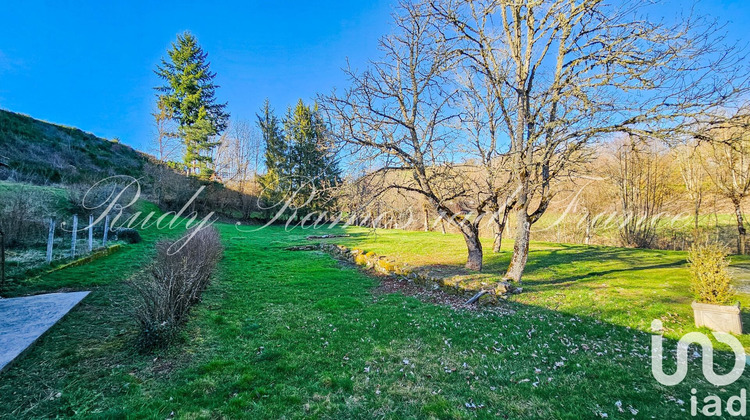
[257, 100, 288, 210]
[155, 31, 229, 179]
[258, 99, 287, 180]
[284, 100, 340, 216]
[256, 99, 340, 219]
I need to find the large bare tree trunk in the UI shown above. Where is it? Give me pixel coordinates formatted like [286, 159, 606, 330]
[733, 200, 746, 254]
[505, 209, 530, 282]
[460, 224, 483, 271]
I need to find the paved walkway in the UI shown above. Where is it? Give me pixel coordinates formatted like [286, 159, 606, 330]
[0, 291, 89, 372]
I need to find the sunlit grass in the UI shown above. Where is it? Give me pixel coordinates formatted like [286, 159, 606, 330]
[336, 226, 750, 347]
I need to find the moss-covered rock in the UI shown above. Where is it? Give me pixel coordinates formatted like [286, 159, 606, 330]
[354, 253, 368, 266]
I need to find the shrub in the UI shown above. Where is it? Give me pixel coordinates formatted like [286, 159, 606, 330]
[0, 186, 52, 247]
[114, 228, 142, 244]
[128, 226, 223, 349]
[688, 243, 735, 305]
[67, 181, 137, 222]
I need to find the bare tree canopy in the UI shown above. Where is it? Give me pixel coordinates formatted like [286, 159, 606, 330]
[324, 0, 749, 279]
[428, 0, 749, 280]
[322, 2, 514, 270]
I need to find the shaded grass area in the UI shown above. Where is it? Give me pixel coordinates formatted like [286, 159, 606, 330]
[335, 227, 750, 348]
[0, 223, 748, 418]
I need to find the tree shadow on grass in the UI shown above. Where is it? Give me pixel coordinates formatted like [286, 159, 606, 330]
[365, 280, 750, 418]
[413, 243, 684, 285]
[527, 260, 687, 288]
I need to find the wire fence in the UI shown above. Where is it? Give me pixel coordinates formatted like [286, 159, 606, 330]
[0, 214, 115, 295]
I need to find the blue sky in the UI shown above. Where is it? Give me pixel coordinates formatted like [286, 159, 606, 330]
[0, 0, 748, 154]
[0, 1, 393, 151]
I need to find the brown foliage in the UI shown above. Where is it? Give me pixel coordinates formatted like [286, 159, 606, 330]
[0, 187, 53, 247]
[128, 226, 223, 349]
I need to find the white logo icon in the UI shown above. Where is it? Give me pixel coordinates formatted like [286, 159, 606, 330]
[651, 319, 745, 386]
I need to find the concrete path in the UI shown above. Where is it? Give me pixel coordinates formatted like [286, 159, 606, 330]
[0, 291, 90, 372]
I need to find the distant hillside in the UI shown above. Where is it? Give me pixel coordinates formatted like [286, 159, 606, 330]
[0, 109, 149, 184]
[0, 109, 262, 221]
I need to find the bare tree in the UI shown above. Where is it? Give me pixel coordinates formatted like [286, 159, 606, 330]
[323, 2, 504, 270]
[488, 186, 516, 253]
[701, 115, 750, 254]
[675, 141, 709, 232]
[151, 98, 181, 163]
[609, 136, 673, 248]
[212, 119, 263, 218]
[574, 175, 611, 246]
[456, 66, 517, 253]
[429, 0, 748, 281]
[213, 119, 254, 184]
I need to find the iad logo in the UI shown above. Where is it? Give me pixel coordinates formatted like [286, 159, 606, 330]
[651, 319, 747, 417]
[650, 320, 745, 386]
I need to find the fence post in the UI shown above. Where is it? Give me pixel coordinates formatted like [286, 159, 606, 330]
[102, 215, 110, 247]
[88, 214, 93, 253]
[70, 214, 78, 258]
[46, 219, 55, 264]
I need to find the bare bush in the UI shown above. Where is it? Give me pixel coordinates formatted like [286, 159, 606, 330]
[114, 228, 142, 244]
[0, 186, 53, 247]
[128, 226, 223, 349]
[66, 179, 140, 222]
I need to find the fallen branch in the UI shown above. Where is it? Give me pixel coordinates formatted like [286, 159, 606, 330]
[465, 290, 489, 305]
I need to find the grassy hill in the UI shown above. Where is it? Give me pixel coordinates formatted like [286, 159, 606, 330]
[0, 109, 263, 285]
[0, 108, 260, 223]
[0, 109, 151, 185]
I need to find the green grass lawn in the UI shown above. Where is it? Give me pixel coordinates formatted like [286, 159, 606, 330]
[334, 227, 750, 349]
[1, 222, 748, 418]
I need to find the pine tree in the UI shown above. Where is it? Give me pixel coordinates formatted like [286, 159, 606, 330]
[256, 99, 340, 219]
[284, 100, 340, 216]
[257, 100, 288, 212]
[258, 100, 286, 179]
[155, 32, 229, 179]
